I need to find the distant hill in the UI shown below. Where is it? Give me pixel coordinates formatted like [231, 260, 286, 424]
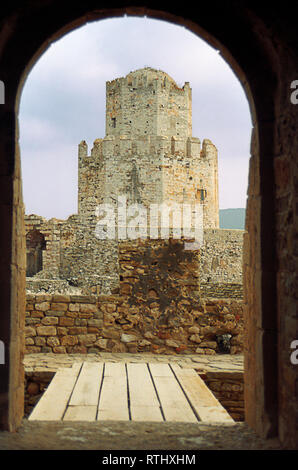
[219, 208, 246, 229]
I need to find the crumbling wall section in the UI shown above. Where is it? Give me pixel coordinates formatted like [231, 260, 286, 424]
[25, 238, 244, 355]
[200, 228, 244, 284]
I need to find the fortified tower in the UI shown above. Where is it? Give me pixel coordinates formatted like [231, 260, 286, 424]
[78, 67, 219, 230]
[105, 68, 192, 138]
[25, 68, 243, 299]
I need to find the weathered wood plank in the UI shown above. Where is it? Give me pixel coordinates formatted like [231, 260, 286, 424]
[28, 363, 82, 421]
[63, 405, 97, 421]
[148, 363, 198, 422]
[97, 362, 129, 421]
[130, 406, 164, 422]
[69, 362, 103, 406]
[148, 362, 173, 377]
[127, 363, 163, 421]
[171, 365, 234, 423]
[103, 361, 126, 377]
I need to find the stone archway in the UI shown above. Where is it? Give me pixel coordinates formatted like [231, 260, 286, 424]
[0, 2, 297, 449]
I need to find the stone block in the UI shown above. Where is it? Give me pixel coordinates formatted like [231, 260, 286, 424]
[69, 303, 80, 312]
[35, 302, 50, 311]
[80, 303, 98, 314]
[50, 303, 68, 311]
[189, 334, 201, 343]
[87, 318, 103, 328]
[165, 339, 179, 348]
[36, 326, 57, 336]
[78, 334, 97, 346]
[94, 338, 108, 349]
[47, 336, 60, 347]
[61, 335, 78, 346]
[35, 337, 46, 346]
[59, 317, 74, 326]
[188, 326, 200, 334]
[68, 327, 87, 335]
[52, 346, 67, 354]
[41, 316, 59, 325]
[121, 333, 138, 343]
[70, 295, 96, 303]
[51, 294, 71, 302]
[25, 337, 34, 345]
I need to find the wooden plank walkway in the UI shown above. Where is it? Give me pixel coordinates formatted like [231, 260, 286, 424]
[28, 361, 234, 423]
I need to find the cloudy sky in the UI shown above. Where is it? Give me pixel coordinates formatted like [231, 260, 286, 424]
[19, 16, 252, 220]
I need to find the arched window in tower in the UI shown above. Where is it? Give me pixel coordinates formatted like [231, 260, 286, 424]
[26, 230, 46, 277]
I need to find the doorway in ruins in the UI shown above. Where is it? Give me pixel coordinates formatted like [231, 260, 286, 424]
[19, 15, 251, 425]
[26, 230, 46, 277]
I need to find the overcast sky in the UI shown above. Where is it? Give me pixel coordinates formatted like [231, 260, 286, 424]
[19, 16, 252, 220]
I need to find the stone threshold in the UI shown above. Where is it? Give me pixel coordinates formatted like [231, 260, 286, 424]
[24, 352, 244, 374]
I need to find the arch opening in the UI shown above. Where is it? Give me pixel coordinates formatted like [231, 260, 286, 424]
[18, 12, 252, 429]
[0, 2, 285, 447]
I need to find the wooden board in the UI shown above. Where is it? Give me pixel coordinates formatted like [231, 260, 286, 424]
[29, 361, 235, 424]
[148, 363, 198, 422]
[63, 405, 97, 421]
[171, 364, 234, 422]
[28, 363, 82, 421]
[126, 363, 163, 422]
[148, 362, 174, 377]
[69, 362, 103, 407]
[97, 362, 129, 421]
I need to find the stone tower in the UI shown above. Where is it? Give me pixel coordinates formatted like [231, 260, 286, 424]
[105, 68, 192, 138]
[25, 68, 241, 298]
[78, 67, 219, 230]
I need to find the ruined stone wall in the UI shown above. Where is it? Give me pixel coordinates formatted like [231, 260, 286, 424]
[25, 215, 62, 279]
[58, 216, 119, 294]
[25, 294, 244, 355]
[200, 283, 243, 299]
[25, 212, 244, 296]
[25, 238, 244, 355]
[200, 228, 244, 284]
[25, 214, 120, 294]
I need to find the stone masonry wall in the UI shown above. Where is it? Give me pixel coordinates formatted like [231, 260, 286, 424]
[201, 371, 244, 421]
[25, 235, 243, 355]
[25, 212, 244, 295]
[25, 293, 244, 356]
[105, 68, 192, 140]
[200, 228, 244, 284]
[200, 283, 243, 299]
